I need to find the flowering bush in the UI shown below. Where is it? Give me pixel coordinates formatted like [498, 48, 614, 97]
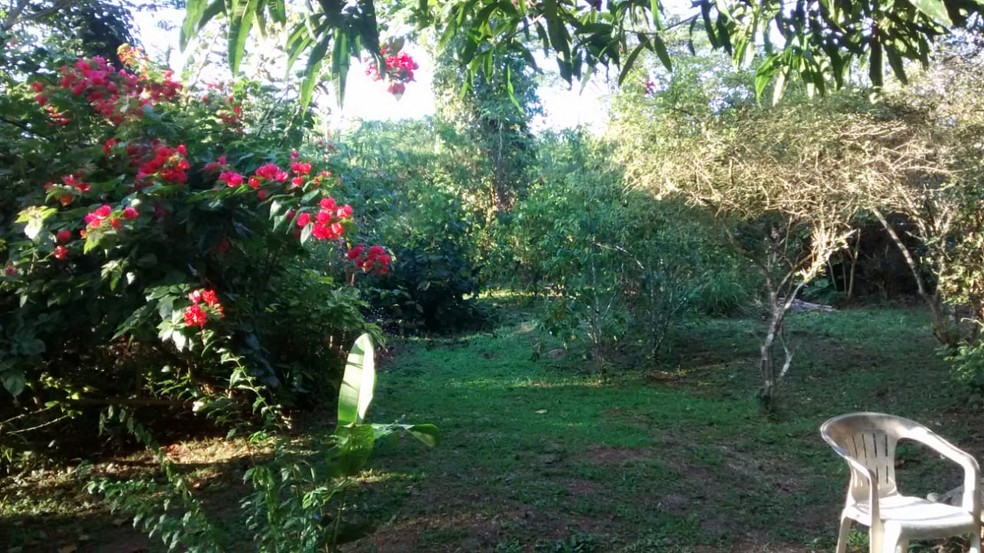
[366, 45, 419, 98]
[0, 45, 385, 451]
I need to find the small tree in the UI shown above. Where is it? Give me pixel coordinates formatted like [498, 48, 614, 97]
[866, 41, 984, 348]
[614, 59, 939, 405]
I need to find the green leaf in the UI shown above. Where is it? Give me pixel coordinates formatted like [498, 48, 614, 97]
[650, 0, 663, 28]
[338, 333, 375, 426]
[17, 206, 56, 241]
[331, 30, 350, 106]
[650, 34, 672, 71]
[329, 424, 375, 476]
[299, 222, 314, 244]
[405, 424, 440, 447]
[229, 0, 260, 76]
[543, 0, 573, 82]
[181, 0, 207, 50]
[885, 47, 908, 84]
[754, 54, 780, 100]
[772, 67, 788, 105]
[909, 0, 953, 26]
[869, 38, 884, 89]
[172, 330, 187, 352]
[2, 369, 25, 397]
[270, 0, 287, 23]
[300, 33, 333, 109]
[618, 41, 646, 86]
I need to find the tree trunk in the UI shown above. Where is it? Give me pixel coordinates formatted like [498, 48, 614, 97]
[872, 208, 957, 346]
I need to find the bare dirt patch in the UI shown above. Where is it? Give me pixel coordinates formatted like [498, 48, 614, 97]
[581, 445, 653, 465]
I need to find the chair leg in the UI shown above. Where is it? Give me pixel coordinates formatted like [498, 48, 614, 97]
[879, 525, 901, 553]
[868, 526, 881, 553]
[970, 529, 982, 553]
[835, 515, 851, 553]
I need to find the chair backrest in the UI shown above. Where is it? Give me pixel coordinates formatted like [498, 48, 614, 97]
[821, 412, 925, 502]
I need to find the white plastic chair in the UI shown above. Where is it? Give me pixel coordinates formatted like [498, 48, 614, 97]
[821, 412, 982, 553]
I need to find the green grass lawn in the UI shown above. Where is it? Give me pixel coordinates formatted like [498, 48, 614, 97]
[2, 299, 980, 552]
[343, 300, 979, 552]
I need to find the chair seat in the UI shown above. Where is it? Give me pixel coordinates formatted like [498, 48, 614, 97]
[846, 494, 978, 537]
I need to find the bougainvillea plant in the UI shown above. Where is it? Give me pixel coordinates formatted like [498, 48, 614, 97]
[1, 45, 389, 431]
[365, 43, 419, 99]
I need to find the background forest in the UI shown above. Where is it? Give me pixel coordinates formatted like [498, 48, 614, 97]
[3, 0, 984, 551]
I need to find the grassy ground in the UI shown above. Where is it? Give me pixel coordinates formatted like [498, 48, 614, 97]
[2, 299, 980, 552]
[344, 299, 979, 552]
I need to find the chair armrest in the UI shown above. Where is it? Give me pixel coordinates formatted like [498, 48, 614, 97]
[910, 428, 981, 514]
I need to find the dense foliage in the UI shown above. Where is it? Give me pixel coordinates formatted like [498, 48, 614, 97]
[183, 0, 984, 110]
[505, 130, 746, 368]
[338, 120, 487, 333]
[0, 45, 389, 459]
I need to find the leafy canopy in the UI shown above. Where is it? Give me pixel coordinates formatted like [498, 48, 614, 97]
[183, 0, 983, 104]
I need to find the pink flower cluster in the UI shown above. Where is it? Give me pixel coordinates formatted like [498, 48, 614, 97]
[83, 204, 138, 235]
[136, 143, 190, 185]
[347, 244, 392, 275]
[211, 156, 335, 201]
[295, 197, 353, 241]
[51, 228, 76, 261]
[33, 45, 181, 125]
[44, 173, 91, 206]
[366, 48, 419, 97]
[184, 288, 224, 329]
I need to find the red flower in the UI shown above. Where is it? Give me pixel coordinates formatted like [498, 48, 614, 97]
[319, 197, 337, 211]
[56, 229, 72, 243]
[350, 244, 393, 275]
[4, 264, 16, 277]
[322, 223, 345, 240]
[347, 244, 365, 259]
[257, 189, 268, 200]
[336, 204, 353, 219]
[183, 304, 207, 328]
[62, 174, 90, 193]
[248, 176, 261, 189]
[291, 176, 305, 188]
[311, 223, 338, 240]
[219, 170, 244, 187]
[103, 138, 117, 155]
[53, 245, 69, 260]
[185, 287, 224, 328]
[255, 162, 287, 182]
[296, 212, 312, 227]
[85, 204, 113, 228]
[122, 206, 139, 220]
[290, 161, 312, 175]
[200, 289, 219, 306]
[204, 156, 228, 173]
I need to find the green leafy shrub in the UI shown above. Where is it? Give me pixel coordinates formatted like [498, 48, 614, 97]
[0, 46, 381, 460]
[87, 334, 438, 552]
[338, 122, 487, 333]
[510, 131, 729, 366]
